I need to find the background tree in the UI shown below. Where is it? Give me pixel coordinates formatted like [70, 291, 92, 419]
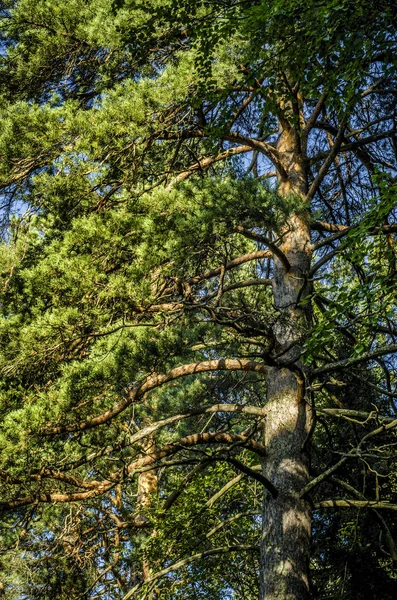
[0, 1, 397, 599]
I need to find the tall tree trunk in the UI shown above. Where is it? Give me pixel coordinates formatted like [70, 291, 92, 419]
[136, 433, 158, 595]
[260, 122, 313, 600]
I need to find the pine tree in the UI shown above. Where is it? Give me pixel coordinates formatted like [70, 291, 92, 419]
[0, 1, 397, 599]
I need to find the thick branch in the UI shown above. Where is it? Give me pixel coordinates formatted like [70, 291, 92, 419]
[126, 432, 267, 478]
[117, 403, 266, 452]
[45, 359, 270, 435]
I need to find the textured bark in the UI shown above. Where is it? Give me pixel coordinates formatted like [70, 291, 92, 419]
[260, 369, 312, 600]
[136, 434, 159, 589]
[260, 119, 313, 600]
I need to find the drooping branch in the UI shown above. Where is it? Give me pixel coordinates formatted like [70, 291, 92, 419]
[0, 432, 267, 512]
[45, 359, 270, 435]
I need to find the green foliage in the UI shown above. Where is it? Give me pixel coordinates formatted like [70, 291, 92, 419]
[0, 0, 396, 598]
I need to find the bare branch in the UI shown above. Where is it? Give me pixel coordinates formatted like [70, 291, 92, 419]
[300, 455, 350, 498]
[306, 114, 349, 203]
[206, 473, 244, 508]
[313, 344, 397, 375]
[315, 500, 397, 511]
[302, 91, 328, 150]
[309, 248, 341, 275]
[316, 408, 396, 424]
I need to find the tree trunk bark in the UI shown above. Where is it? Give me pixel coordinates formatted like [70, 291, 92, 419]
[136, 434, 159, 596]
[260, 123, 313, 600]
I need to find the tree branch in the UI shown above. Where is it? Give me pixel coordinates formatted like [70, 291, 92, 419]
[313, 344, 397, 375]
[206, 473, 244, 508]
[166, 145, 252, 189]
[301, 91, 328, 151]
[122, 545, 259, 600]
[233, 225, 291, 271]
[225, 457, 277, 498]
[188, 250, 272, 284]
[299, 455, 350, 498]
[0, 432, 266, 512]
[306, 114, 349, 203]
[315, 500, 397, 511]
[309, 248, 341, 275]
[45, 359, 270, 435]
[311, 127, 397, 163]
[224, 132, 287, 177]
[316, 408, 396, 425]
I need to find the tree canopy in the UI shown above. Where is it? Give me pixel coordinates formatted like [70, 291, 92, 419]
[0, 1, 397, 599]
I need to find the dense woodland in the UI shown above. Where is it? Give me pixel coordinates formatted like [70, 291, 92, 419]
[0, 1, 397, 599]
